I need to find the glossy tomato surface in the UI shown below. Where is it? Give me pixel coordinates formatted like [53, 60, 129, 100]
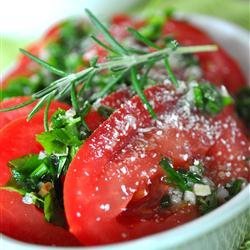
[0, 189, 80, 246]
[163, 20, 246, 93]
[0, 97, 69, 130]
[64, 83, 249, 245]
[0, 101, 69, 186]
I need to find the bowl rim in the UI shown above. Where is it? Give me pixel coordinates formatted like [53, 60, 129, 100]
[2, 185, 249, 250]
[1, 13, 250, 250]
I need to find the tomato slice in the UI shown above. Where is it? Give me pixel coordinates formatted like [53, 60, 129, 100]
[0, 101, 69, 186]
[0, 97, 69, 129]
[0, 189, 80, 246]
[64, 85, 208, 245]
[163, 20, 246, 93]
[205, 106, 250, 185]
[85, 88, 132, 131]
[65, 83, 249, 245]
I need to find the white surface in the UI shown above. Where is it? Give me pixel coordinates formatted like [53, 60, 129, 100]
[0, 0, 141, 39]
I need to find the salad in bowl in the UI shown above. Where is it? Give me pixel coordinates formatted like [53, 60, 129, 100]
[0, 6, 249, 249]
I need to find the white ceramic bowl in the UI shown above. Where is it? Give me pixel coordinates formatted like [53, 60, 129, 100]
[1, 11, 250, 250]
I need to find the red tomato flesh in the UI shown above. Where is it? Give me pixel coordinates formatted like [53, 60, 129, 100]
[163, 20, 246, 93]
[0, 97, 69, 130]
[64, 84, 249, 245]
[0, 189, 80, 246]
[0, 101, 69, 186]
[205, 106, 250, 185]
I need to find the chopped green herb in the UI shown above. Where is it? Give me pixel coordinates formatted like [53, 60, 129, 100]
[97, 105, 114, 118]
[160, 158, 205, 192]
[44, 189, 67, 227]
[227, 179, 244, 197]
[192, 82, 233, 115]
[138, 11, 170, 40]
[3, 109, 83, 226]
[160, 194, 171, 208]
[197, 191, 218, 214]
[235, 87, 250, 128]
[160, 158, 188, 191]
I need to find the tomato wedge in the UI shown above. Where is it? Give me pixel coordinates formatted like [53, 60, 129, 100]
[163, 20, 246, 93]
[64, 85, 207, 245]
[65, 83, 249, 245]
[85, 88, 132, 131]
[0, 189, 80, 246]
[205, 106, 250, 185]
[0, 97, 69, 129]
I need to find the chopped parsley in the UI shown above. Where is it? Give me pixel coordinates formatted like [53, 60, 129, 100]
[160, 157, 203, 192]
[191, 82, 233, 115]
[97, 105, 114, 118]
[4, 109, 83, 226]
[235, 87, 250, 129]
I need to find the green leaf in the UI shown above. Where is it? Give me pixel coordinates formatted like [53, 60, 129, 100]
[36, 126, 81, 155]
[138, 12, 168, 40]
[235, 87, 250, 128]
[44, 189, 67, 227]
[227, 179, 244, 197]
[197, 191, 218, 214]
[160, 157, 188, 191]
[8, 154, 43, 176]
[0, 76, 42, 101]
[7, 154, 46, 192]
[193, 83, 232, 115]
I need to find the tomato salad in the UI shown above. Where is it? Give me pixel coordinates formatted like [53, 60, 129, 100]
[0, 9, 249, 246]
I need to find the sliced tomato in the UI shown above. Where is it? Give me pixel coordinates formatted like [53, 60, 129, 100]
[0, 97, 69, 129]
[163, 20, 246, 93]
[0, 101, 69, 186]
[205, 106, 250, 185]
[0, 189, 80, 246]
[85, 88, 132, 131]
[64, 85, 209, 245]
[65, 83, 249, 245]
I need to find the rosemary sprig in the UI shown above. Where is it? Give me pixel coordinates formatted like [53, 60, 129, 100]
[0, 9, 218, 121]
[19, 49, 67, 77]
[131, 66, 157, 118]
[85, 9, 129, 55]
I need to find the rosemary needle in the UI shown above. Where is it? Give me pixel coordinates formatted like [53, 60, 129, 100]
[1, 8, 218, 121]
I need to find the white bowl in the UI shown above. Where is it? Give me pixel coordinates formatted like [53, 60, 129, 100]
[1, 11, 250, 250]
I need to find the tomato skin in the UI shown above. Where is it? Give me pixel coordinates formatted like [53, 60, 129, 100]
[0, 101, 69, 186]
[0, 97, 69, 130]
[0, 189, 80, 246]
[205, 106, 250, 185]
[64, 85, 200, 245]
[163, 20, 246, 94]
[85, 88, 132, 131]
